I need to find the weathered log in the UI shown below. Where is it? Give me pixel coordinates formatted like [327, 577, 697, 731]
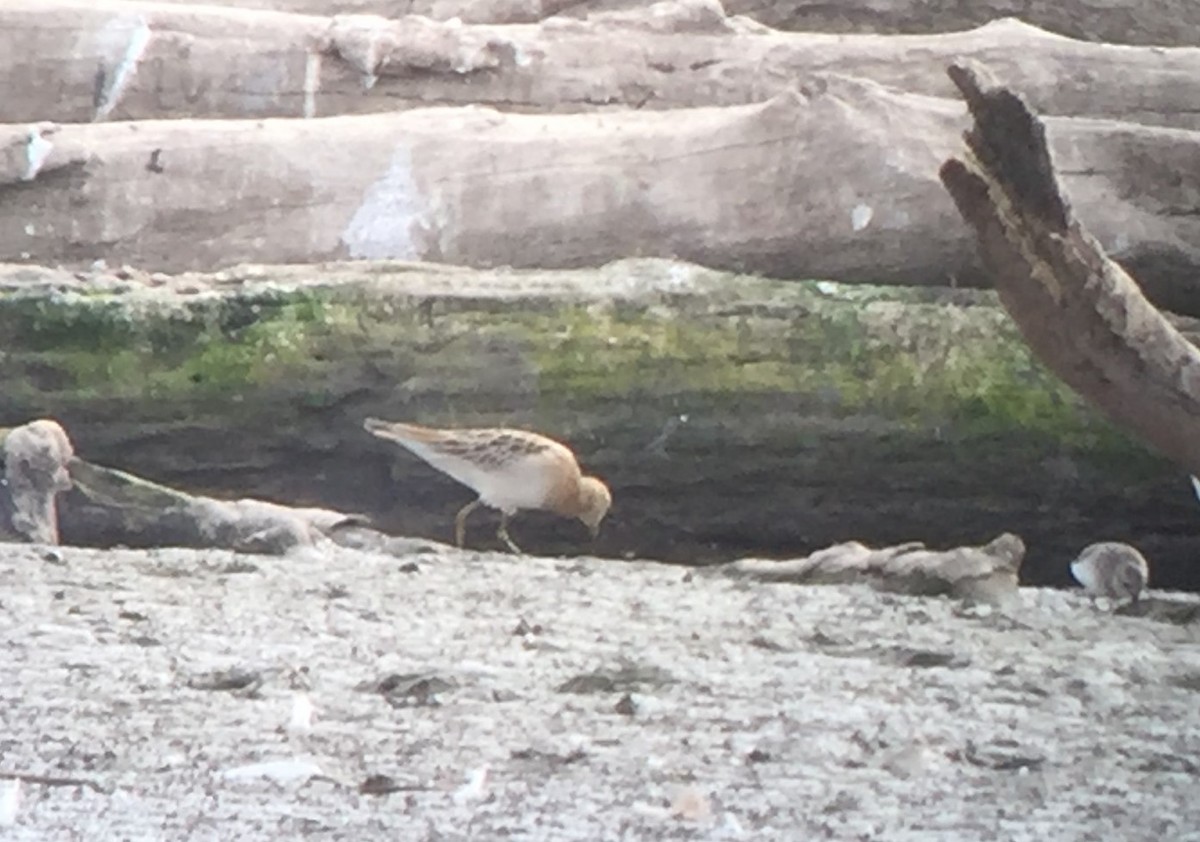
[721, 533, 1025, 604]
[65, 458, 365, 554]
[0, 418, 366, 553]
[4, 2, 1198, 128]
[3, 79, 1200, 314]
[725, 0, 1200, 45]
[940, 63, 1200, 478]
[3, 411, 1025, 599]
[0, 420, 74, 544]
[2, 258, 1197, 589]
[141, 0, 1200, 47]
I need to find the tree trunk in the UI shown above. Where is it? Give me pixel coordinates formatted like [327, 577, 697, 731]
[940, 63, 1200, 478]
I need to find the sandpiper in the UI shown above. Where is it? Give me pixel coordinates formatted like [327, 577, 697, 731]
[364, 418, 611, 554]
[1069, 541, 1150, 604]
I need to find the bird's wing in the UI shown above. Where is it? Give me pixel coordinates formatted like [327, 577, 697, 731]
[367, 420, 577, 504]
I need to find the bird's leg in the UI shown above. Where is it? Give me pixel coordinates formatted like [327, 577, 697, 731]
[454, 499, 482, 548]
[497, 512, 523, 554]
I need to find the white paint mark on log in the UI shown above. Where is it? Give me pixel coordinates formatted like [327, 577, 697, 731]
[342, 146, 433, 260]
[92, 16, 152, 122]
[303, 51, 321, 119]
[851, 203, 873, 232]
[361, 44, 379, 91]
[24, 128, 53, 181]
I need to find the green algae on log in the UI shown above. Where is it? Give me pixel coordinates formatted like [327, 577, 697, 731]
[0, 258, 1191, 588]
[0, 260, 1120, 438]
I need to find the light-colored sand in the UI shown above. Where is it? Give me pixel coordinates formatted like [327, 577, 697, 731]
[1, 542, 1198, 841]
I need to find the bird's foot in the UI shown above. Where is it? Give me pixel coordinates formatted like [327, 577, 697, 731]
[497, 518, 523, 555]
[454, 499, 482, 549]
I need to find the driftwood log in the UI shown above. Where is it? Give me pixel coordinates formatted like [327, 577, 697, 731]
[721, 533, 1025, 604]
[0, 419, 366, 554]
[3, 75, 1200, 313]
[4, 2, 1199, 307]
[0, 420, 74, 544]
[3, 5, 1197, 129]
[140, 0, 1200, 46]
[1, 413, 1025, 599]
[940, 64, 1200, 479]
[63, 459, 367, 554]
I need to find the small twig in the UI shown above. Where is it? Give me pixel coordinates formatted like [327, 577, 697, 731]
[0, 771, 110, 794]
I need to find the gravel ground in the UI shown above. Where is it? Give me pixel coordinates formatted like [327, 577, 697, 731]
[1, 541, 1199, 841]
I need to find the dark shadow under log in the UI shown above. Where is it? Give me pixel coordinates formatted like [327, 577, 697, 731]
[939, 63, 1200, 477]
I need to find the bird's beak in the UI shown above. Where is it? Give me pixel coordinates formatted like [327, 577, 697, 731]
[588, 524, 600, 540]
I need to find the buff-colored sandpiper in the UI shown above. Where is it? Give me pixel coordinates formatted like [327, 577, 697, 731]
[364, 418, 611, 554]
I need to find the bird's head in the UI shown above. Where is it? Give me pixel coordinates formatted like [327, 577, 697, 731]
[576, 476, 612, 538]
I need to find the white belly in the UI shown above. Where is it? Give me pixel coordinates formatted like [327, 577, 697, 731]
[1070, 559, 1099, 593]
[402, 439, 564, 514]
[474, 462, 557, 513]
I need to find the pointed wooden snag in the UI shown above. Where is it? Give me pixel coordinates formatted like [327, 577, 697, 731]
[939, 62, 1200, 476]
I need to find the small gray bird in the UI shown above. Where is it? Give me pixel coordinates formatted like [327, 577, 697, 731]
[1069, 542, 1150, 604]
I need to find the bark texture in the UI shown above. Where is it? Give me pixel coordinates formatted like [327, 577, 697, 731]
[940, 64, 1200, 479]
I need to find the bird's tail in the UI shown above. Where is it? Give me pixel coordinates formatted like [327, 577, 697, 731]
[363, 417, 446, 445]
